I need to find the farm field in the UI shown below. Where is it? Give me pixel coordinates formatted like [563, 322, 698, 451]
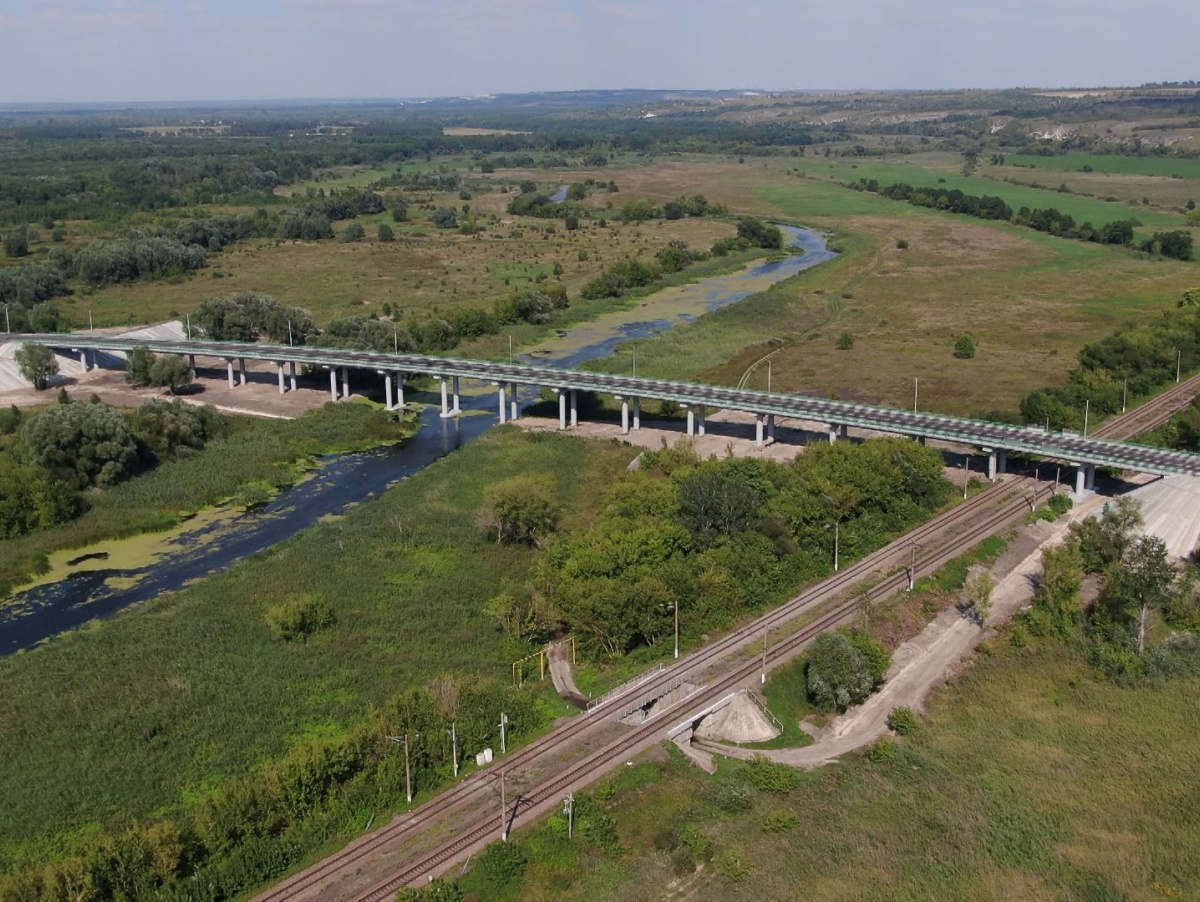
[482, 637, 1200, 901]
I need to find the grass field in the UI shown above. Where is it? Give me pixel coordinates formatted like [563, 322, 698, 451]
[0, 429, 637, 869]
[483, 637, 1200, 901]
[1003, 152, 1200, 180]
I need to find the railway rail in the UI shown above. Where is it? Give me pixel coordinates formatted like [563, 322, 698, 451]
[1094, 371, 1200, 441]
[258, 475, 1038, 901]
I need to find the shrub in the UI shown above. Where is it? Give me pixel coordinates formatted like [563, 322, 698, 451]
[131, 399, 219, 461]
[837, 331, 854, 350]
[265, 595, 337, 642]
[886, 706, 919, 735]
[474, 840, 527, 889]
[341, 222, 365, 242]
[806, 631, 875, 712]
[22, 401, 139, 488]
[954, 335, 977, 359]
[865, 738, 898, 763]
[127, 345, 155, 387]
[736, 217, 784, 249]
[148, 354, 193, 394]
[433, 207, 459, 229]
[896, 238, 909, 249]
[762, 812, 799, 833]
[741, 755, 802, 793]
[845, 629, 892, 684]
[479, 475, 561, 546]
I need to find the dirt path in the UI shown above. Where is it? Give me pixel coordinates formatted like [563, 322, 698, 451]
[704, 494, 1108, 769]
[547, 640, 588, 708]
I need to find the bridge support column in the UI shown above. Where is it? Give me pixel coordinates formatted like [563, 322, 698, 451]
[558, 389, 567, 430]
[328, 368, 338, 402]
[227, 359, 236, 390]
[997, 450, 1007, 475]
[289, 361, 297, 393]
[1085, 463, 1096, 492]
[686, 405, 695, 438]
[79, 349, 89, 371]
[395, 373, 404, 409]
[239, 359, 247, 386]
[384, 371, 394, 410]
[498, 383, 507, 424]
[633, 397, 641, 430]
[756, 413, 765, 448]
[509, 383, 518, 421]
[987, 451, 997, 482]
[697, 406, 706, 436]
[828, 423, 839, 444]
[439, 377, 450, 417]
[453, 377, 462, 415]
[619, 396, 630, 435]
[840, 424, 849, 440]
[570, 390, 578, 428]
[1074, 465, 1086, 496]
[340, 366, 349, 398]
[917, 435, 927, 446]
[767, 414, 776, 444]
[188, 355, 196, 380]
[277, 363, 286, 395]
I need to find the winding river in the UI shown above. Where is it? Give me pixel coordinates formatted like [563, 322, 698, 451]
[0, 226, 836, 656]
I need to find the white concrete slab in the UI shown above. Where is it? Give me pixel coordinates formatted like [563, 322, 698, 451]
[1121, 475, 1200, 559]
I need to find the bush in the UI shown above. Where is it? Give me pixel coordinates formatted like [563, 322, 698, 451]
[886, 706, 919, 735]
[865, 738, 898, 763]
[896, 238, 909, 249]
[148, 354, 193, 394]
[806, 631, 875, 712]
[131, 399, 219, 461]
[954, 335, 977, 359]
[265, 595, 337, 642]
[474, 840, 527, 889]
[341, 222, 365, 242]
[433, 207, 459, 229]
[4, 226, 30, 258]
[736, 217, 784, 249]
[377, 222, 395, 242]
[837, 331, 854, 350]
[22, 401, 139, 488]
[479, 475, 561, 546]
[127, 345, 155, 387]
[741, 755, 802, 793]
[75, 237, 207, 285]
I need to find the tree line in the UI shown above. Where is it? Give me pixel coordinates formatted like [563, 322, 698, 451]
[849, 178, 1194, 260]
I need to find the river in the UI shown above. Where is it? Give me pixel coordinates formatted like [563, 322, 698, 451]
[0, 226, 835, 656]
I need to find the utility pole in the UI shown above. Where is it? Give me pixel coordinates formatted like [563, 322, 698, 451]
[447, 723, 458, 778]
[962, 457, 969, 500]
[4, 304, 9, 333]
[563, 793, 575, 840]
[908, 545, 917, 591]
[288, 319, 293, 347]
[913, 377, 919, 413]
[500, 771, 508, 841]
[767, 360, 772, 394]
[386, 734, 413, 804]
[674, 596, 680, 660]
[1054, 465, 1061, 496]
[509, 335, 513, 365]
[632, 346, 637, 378]
[832, 521, 840, 572]
[185, 313, 191, 339]
[1178, 349, 1182, 383]
[1083, 399, 1090, 437]
[1122, 378, 1128, 413]
[88, 309, 93, 333]
[499, 712, 508, 755]
[760, 629, 767, 685]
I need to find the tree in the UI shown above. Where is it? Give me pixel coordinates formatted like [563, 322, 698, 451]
[130, 398, 217, 460]
[341, 222, 365, 242]
[736, 217, 784, 249]
[964, 567, 996, 623]
[1068, 496, 1144, 573]
[377, 222, 395, 242]
[806, 631, 875, 711]
[126, 345, 155, 387]
[678, 470, 759, 549]
[390, 195, 409, 222]
[148, 354, 192, 394]
[1101, 535, 1175, 655]
[1029, 543, 1084, 636]
[662, 200, 685, 220]
[15, 342, 57, 390]
[4, 227, 29, 258]
[22, 402, 139, 488]
[433, 207, 458, 229]
[953, 335, 977, 359]
[479, 474, 561, 546]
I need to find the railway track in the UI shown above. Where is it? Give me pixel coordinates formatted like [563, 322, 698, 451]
[258, 476, 1035, 901]
[1094, 372, 1200, 441]
[354, 479, 1056, 899]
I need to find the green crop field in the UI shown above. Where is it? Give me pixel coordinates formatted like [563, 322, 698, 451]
[1004, 152, 1200, 180]
[0, 429, 636, 869]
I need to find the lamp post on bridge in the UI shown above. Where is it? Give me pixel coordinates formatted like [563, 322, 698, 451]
[913, 377, 919, 414]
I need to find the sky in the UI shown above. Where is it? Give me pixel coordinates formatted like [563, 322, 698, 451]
[0, 0, 1197, 104]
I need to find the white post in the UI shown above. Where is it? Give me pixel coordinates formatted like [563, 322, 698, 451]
[239, 359, 247, 386]
[1074, 465, 1086, 496]
[570, 390, 578, 427]
[329, 368, 338, 402]
[558, 389, 567, 430]
[620, 397, 630, 435]
[395, 373, 404, 409]
[452, 376, 461, 415]
[289, 361, 297, 392]
[633, 397, 641, 430]
[384, 372, 394, 410]
[697, 406, 706, 436]
[277, 363, 286, 395]
[79, 349, 88, 371]
[987, 452, 997, 482]
[829, 423, 838, 444]
[686, 405, 695, 437]
[227, 359, 236, 389]
[767, 414, 775, 444]
[340, 366, 349, 398]
[509, 382, 517, 421]
[756, 414, 765, 447]
[498, 384, 508, 424]
[440, 378, 450, 418]
[188, 354, 196, 381]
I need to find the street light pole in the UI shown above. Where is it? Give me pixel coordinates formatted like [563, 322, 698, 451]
[913, 377, 919, 413]
[1083, 399, 1090, 437]
[1122, 378, 1128, 413]
[632, 347, 637, 378]
[185, 313, 191, 339]
[673, 596, 680, 660]
[767, 361, 772, 394]
[447, 723, 458, 778]
[760, 629, 767, 685]
[500, 771, 508, 842]
[1178, 349, 1182, 383]
[499, 712, 508, 755]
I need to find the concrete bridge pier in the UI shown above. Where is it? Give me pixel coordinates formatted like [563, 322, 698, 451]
[686, 405, 696, 438]
[497, 383, 508, 424]
[570, 390, 578, 428]
[277, 363, 286, 395]
[289, 361, 297, 392]
[77, 349, 89, 371]
[453, 377, 461, 415]
[440, 377, 450, 417]
[239, 359, 247, 386]
[188, 355, 196, 380]
[756, 413, 766, 447]
[1074, 465, 1086, 496]
[382, 370, 394, 410]
[557, 389, 567, 430]
[618, 396, 630, 435]
[985, 448, 997, 482]
[394, 373, 404, 409]
[227, 359, 236, 389]
[697, 406, 706, 436]
[328, 367, 338, 402]
[340, 366, 350, 399]
[767, 414, 776, 444]
[633, 397, 641, 430]
[1085, 463, 1096, 492]
[828, 423, 839, 444]
[509, 382, 518, 421]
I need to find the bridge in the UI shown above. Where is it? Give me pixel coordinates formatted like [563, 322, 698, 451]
[9, 331, 1200, 491]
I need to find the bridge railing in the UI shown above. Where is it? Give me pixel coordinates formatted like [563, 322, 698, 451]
[585, 663, 665, 714]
